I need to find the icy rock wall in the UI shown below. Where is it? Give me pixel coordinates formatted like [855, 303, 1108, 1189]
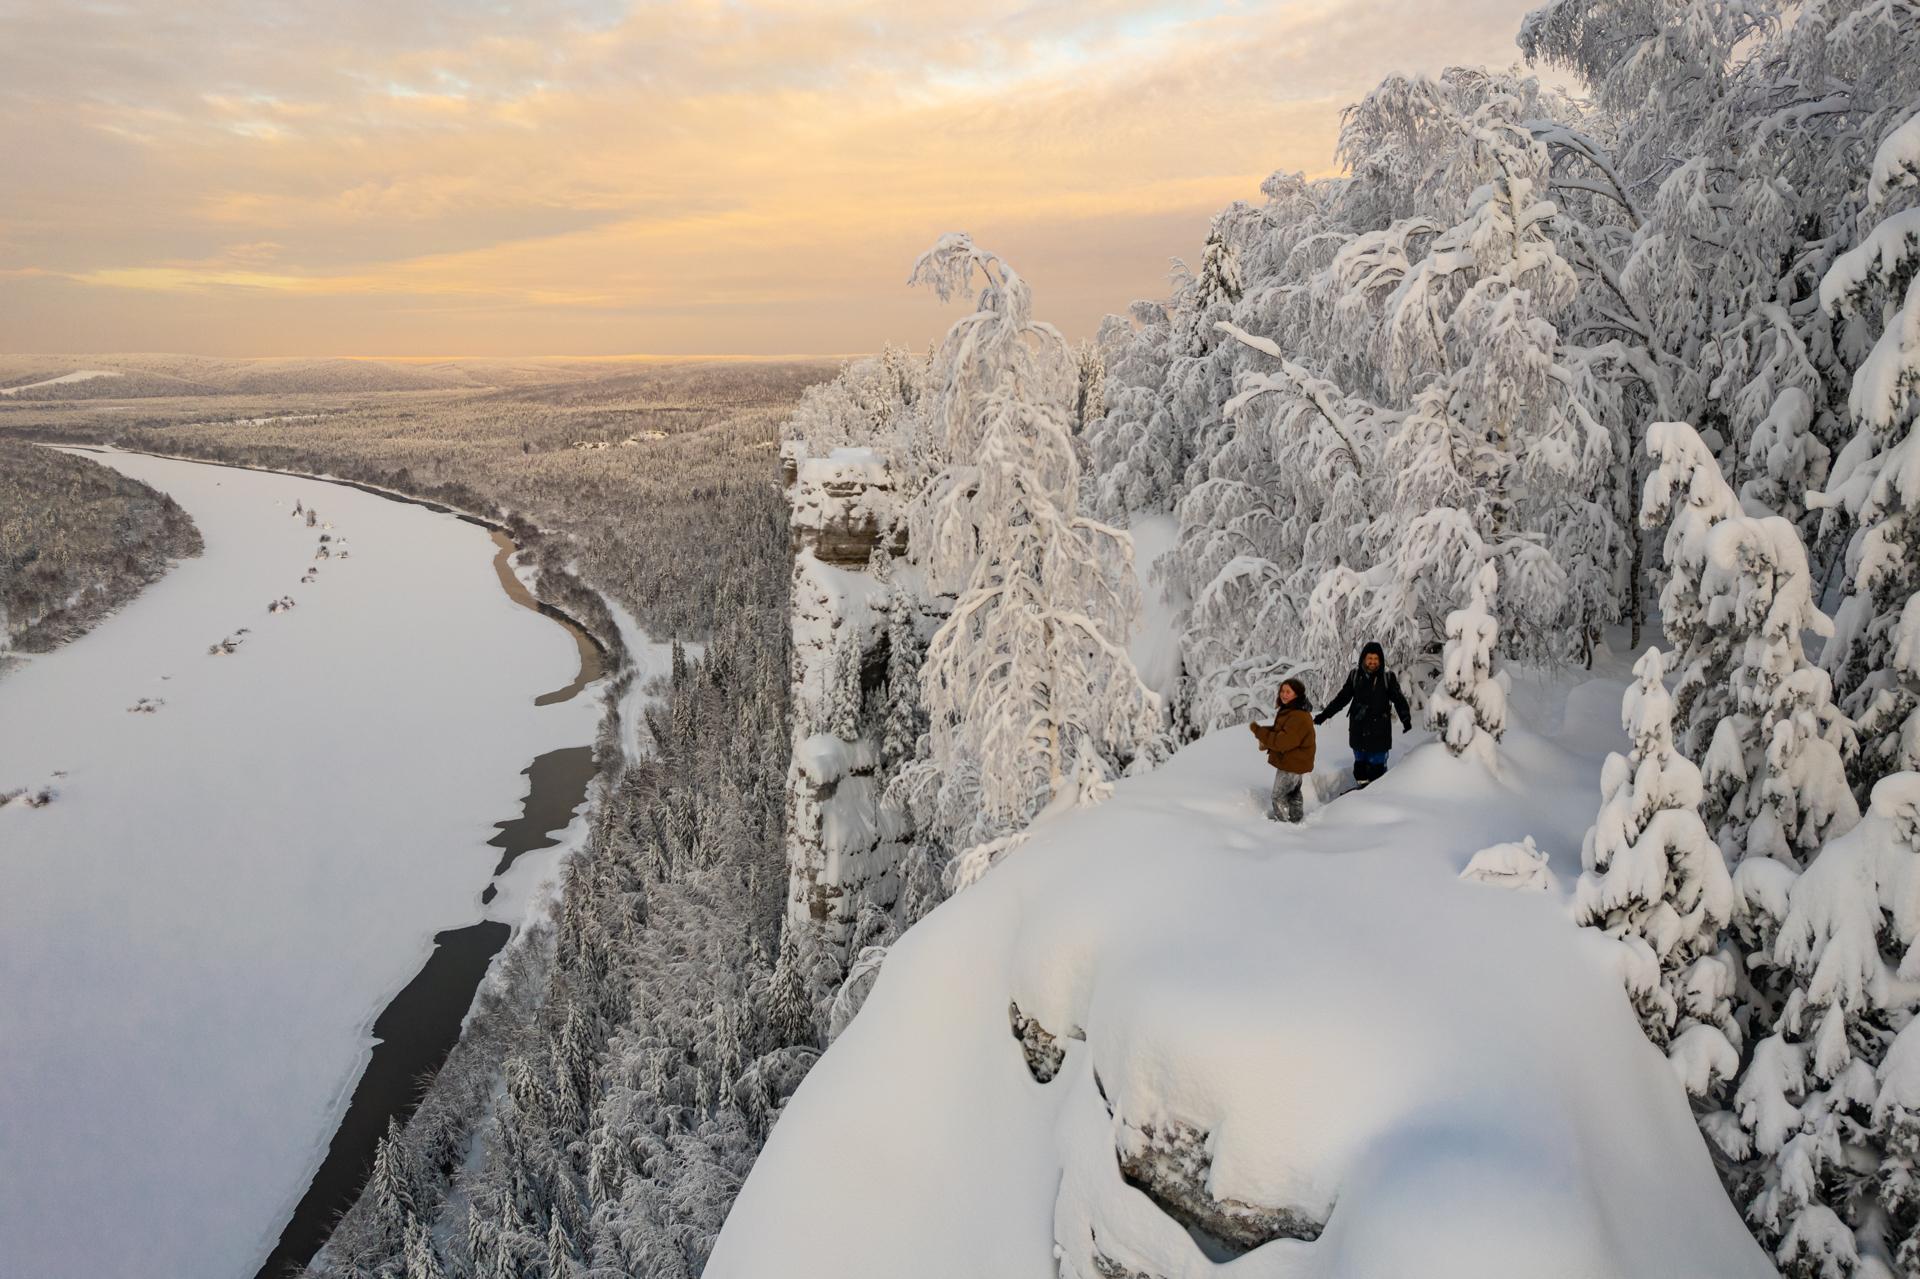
[784, 445, 909, 959]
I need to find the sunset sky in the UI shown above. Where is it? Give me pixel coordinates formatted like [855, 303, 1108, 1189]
[1, 0, 1545, 356]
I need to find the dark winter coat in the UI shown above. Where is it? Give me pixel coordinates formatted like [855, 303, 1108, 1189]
[1317, 642, 1412, 754]
[1251, 706, 1316, 774]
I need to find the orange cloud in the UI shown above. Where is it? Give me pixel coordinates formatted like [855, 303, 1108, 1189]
[0, 0, 1545, 355]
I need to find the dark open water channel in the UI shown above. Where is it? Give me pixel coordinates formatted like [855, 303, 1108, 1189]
[241, 496, 604, 1279]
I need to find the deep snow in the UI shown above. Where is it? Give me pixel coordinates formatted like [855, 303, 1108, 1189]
[710, 669, 1772, 1278]
[0, 449, 599, 1279]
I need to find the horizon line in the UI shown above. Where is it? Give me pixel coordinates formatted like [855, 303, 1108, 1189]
[0, 351, 866, 363]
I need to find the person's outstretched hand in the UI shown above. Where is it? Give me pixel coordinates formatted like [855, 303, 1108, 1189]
[1313, 713, 1327, 725]
[1400, 716, 1412, 732]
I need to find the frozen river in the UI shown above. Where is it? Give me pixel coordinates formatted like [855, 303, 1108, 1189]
[0, 448, 600, 1278]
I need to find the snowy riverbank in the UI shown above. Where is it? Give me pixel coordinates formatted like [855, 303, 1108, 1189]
[0, 449, 600, 1279]
[711, 668, 1772, 1278]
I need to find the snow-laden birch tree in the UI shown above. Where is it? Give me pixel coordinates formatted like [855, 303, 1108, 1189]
[899, 234, 1165, 857]
[1304, 71, 1616, 665]
[1168, 320, 1388, 728]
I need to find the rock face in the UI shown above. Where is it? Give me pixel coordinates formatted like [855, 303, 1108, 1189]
[783, 445, 910, 960]
[1009, 1001, 1067, 1084]
[787, 447, 904, 567]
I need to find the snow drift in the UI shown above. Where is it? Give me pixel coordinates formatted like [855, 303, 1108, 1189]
[710, 693, 1770, 1278]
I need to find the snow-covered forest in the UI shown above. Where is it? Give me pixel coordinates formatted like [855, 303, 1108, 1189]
[755, 1, 1920, 1274]
[3, 366, 828, 1276]
[0, 440, 201, 656]
[6, 0, 1920, 1275]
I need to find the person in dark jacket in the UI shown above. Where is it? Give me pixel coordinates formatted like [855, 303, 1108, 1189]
[1316, 641, 1411, 786]
[1250, 677, 1315, 822]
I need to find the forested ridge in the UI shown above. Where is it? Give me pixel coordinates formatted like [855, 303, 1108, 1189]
[0, 440, 203, 657]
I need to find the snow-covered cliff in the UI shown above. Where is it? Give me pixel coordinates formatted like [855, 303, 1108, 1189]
[783, 445, 914, 959]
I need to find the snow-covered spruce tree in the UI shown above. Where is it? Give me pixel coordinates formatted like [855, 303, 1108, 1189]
[400, 1214, 443, 1279]
[1641, 420, 1757, 757]
[1183, 216, 1246, 357]
[898, 234, 1164, 859]
[766, 928, 817, 1048]
[879, 587, 927, 772]
[1694, 505, 1860, 871]
[1428, 561, 1507, 764]
[1072, 338, 1106, 435]
[1575, 646, 1738, 1097]
[827, 628, 861, 741]
[1733, 773, 1920, 1277]
[1643, 423, 1859, 1125]
[1815, 108, 1920, 797]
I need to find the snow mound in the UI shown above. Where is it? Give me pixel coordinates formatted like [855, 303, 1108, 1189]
[711, 720, 1768, 1278]
[1460, 836, 1557, 892]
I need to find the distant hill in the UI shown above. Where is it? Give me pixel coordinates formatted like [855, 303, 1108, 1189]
[0, 354, 850, 401]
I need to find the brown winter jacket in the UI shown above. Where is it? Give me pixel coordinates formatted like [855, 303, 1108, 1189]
[1251, 706, 1316, 774]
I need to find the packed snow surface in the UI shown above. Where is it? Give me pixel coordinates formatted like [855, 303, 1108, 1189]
[711, 675, 1771, 1278]
[0, 368, 122, 395]
[0, 449, 598, 1279]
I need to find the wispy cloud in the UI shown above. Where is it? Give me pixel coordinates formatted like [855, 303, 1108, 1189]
[0, 0, 1542, 355]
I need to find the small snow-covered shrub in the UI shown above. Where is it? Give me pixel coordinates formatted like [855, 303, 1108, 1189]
[1428, 561, 1506, 762]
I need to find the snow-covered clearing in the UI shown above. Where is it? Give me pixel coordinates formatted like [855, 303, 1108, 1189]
[0, 368, 122, 395]
[0, 449, 599, 1279]
[712, 669, 1771, 1278]
[600, 594, 702, 765]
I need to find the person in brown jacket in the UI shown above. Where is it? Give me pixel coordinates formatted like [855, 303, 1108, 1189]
[1249, 677, 1315, 822]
